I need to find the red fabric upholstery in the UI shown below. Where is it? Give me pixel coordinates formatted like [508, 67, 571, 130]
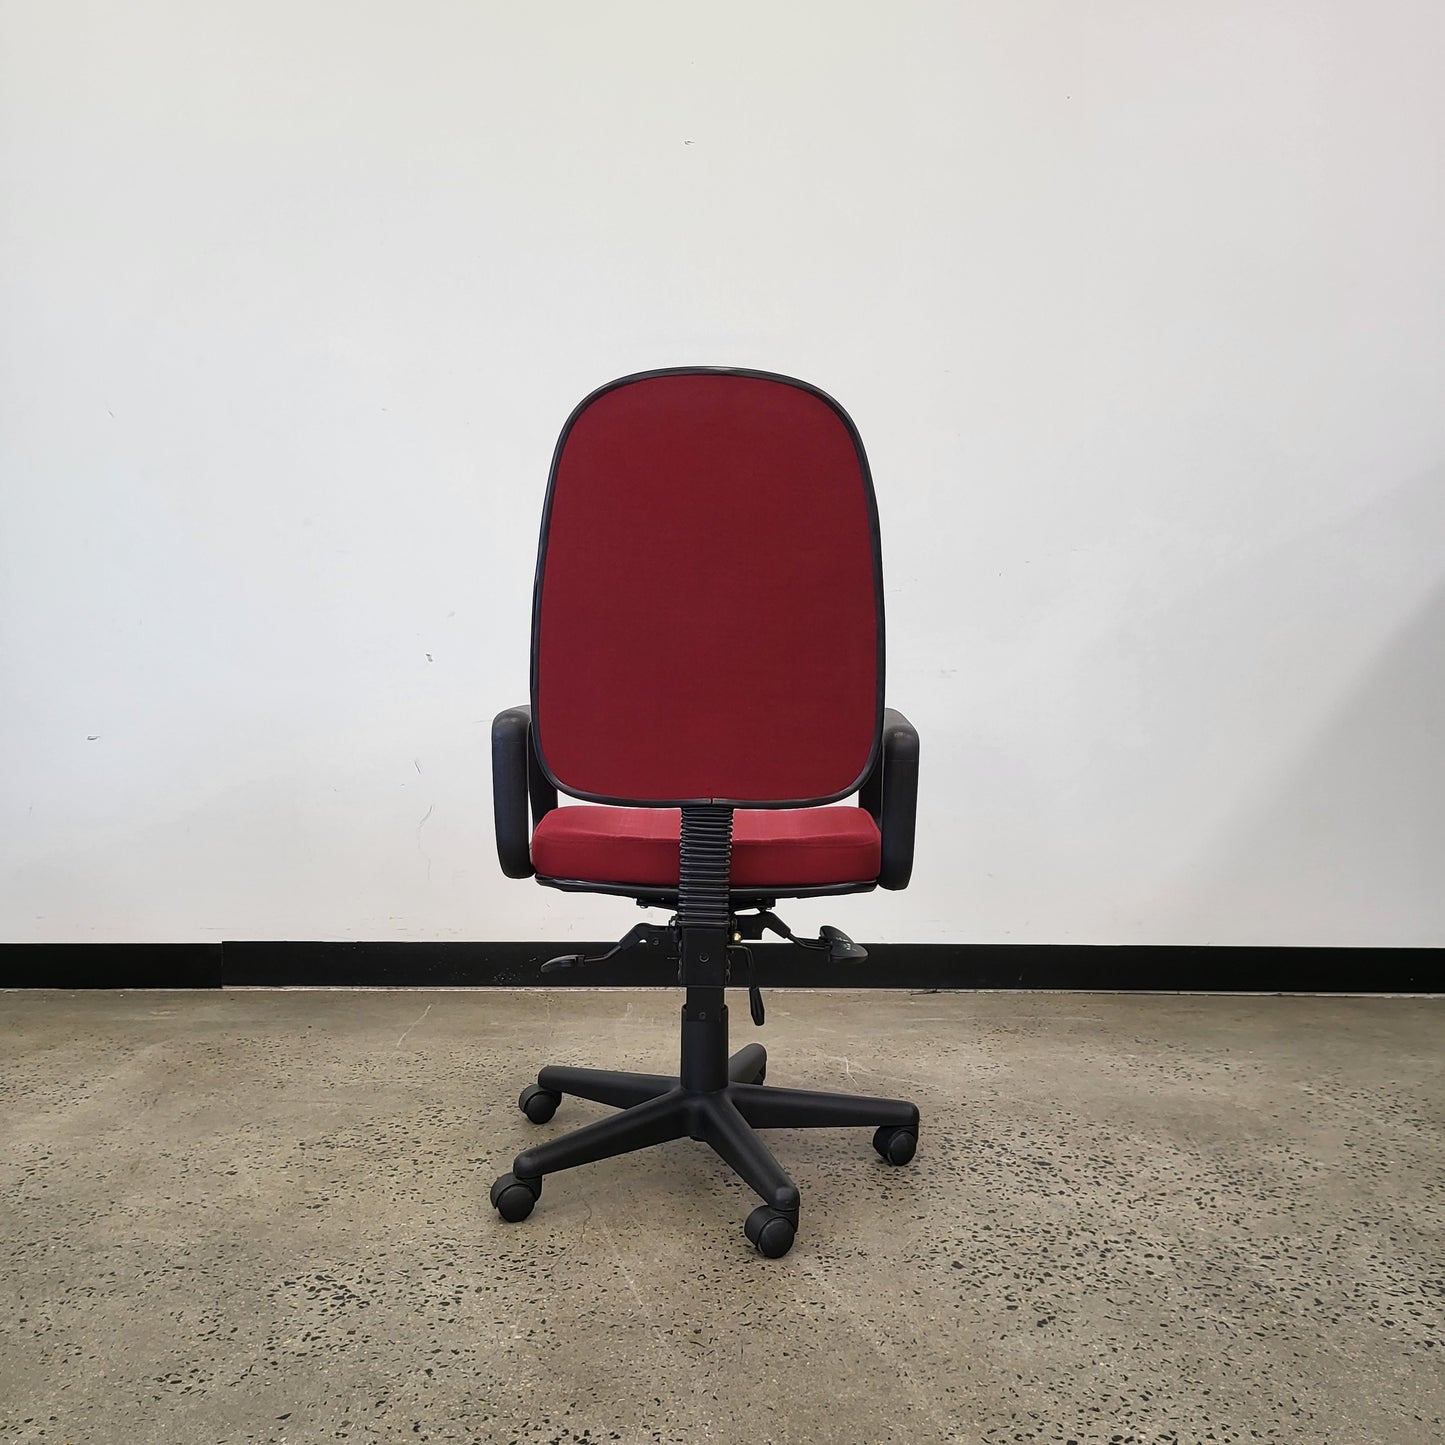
[534, 372, 880, 805]
[531, 806, 882, 889]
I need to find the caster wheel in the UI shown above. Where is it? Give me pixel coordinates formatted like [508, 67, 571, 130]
[519, 1083, 561, 1124]
[873, 1125, 917, 1166]
[744, 1205, 796, 1258]
[490, 1172, 542, 1223]
[754, 1063, 766, 1084]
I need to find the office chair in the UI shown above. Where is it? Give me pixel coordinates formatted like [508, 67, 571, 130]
[490, 367, 920, 1257]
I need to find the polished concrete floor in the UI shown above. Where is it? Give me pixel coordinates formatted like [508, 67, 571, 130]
[1, 988, 1441, 1445]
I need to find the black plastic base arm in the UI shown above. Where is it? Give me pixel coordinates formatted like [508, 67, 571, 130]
[494, 1043, 920, 1256]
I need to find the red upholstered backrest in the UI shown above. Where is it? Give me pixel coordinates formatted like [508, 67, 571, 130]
[532, 369, 883, 806]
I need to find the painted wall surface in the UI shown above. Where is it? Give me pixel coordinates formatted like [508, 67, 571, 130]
[3, 3, 1442, 945]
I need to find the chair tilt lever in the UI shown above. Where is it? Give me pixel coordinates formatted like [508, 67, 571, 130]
[541, 922, 674, 973]
[732, 909, 868, 964]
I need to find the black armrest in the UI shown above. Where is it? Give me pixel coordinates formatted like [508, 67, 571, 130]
[492, 705, 557, 879]
[859, 707, 919, 891]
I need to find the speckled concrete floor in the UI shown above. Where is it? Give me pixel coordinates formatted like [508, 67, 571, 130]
[1, 989, 1441, 1445]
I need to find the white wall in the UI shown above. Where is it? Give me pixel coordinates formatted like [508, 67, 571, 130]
[2, 2, 1442, 946]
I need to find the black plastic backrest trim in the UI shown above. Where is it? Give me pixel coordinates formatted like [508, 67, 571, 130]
[528, 366, 886, 810]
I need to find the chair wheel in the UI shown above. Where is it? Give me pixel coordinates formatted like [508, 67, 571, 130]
[490, 1172, 542, 1222]
[873, 1125, 917, 1166]
[519, 1083, 561, 1124]
[744, 1205, 796, 1258]
[754, 1063, 766, 1084]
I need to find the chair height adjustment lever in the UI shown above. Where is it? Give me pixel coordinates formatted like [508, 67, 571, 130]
[728, 942, 765, 1027]
[817, 925, 867, 962]
[733, 910, 869, 964]
[541, 922, 672, 974]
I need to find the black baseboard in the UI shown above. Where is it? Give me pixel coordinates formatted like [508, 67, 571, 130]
[0, 944, 225, 989]
[1, 941, 1439, 992]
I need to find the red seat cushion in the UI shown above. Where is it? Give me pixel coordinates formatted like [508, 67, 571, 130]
[531, 806, 882, 889]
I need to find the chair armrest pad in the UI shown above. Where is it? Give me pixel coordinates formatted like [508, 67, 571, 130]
[492, 705, 556, 879]
[859, 707, 919, 890]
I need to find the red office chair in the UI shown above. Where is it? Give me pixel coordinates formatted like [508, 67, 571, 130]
[490, 368, 920, 1257]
